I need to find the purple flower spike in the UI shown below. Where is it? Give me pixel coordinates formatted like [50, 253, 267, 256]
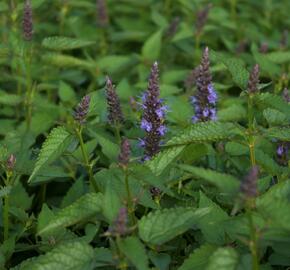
[6, 154, 16, 171]
[282, 88, 290, 103]
[248, 64, 260, 94]
[96, 0, 109, 28]
[23, 0, 33, 41]
[140, 62, 167, 159]
[74, 95, 91, 125]
[190, 47, 218, 123]
[106, 76, 124, 125]
[276, 142, 290, 166]
[118, 138, 130, 167]
[107, 207, 129, 237]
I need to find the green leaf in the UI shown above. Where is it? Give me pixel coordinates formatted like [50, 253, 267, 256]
[42, 36, 95, 50]
[205, 247, 239, 270]
[42, 53, 95, 70]
[0, 186, 11, 199]
[146, 122, 240, 176]
[178, 165, 240, 194]
[38, 193, 103, 235]
[0, 90, 22, 106]
[263, 127, 290, 141]
[58, 81, 76, 104]
[211, 51, 249, 89]
[263, 108, 287, 126]
[257, 181, 290, 230]
[256, 93, 290, 118]
[166, 122, 240, 146]
[146, 145, 186, 176]
[197, 192, 228, 244]
[266, 51, 290, 64]
[138, 207, 210, 245]
[118, 237, 150, 270]
[12, 242, 95, 270]
[142, 30, 163, 61]
[102, 178, 122, 222]
[28, 126, 73, 183]
[178, 244, 217, 270]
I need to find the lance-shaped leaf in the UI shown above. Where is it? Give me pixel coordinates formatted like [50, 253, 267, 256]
[37, 193, 103, 235]
[28, 126, 74, 183]
[11, 241, 95, 270]
[138, 207, 210, 245]
[42, 36, 95, 50]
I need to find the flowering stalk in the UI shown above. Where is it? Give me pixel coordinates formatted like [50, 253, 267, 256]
[106, 76, 124, 143]
[74, 95, 98, 192]
[22, 0, 34, 130]
[191, 47, 218, 123]
[240, 166, 260, 270]
[140, 62, 167, 160]
[3, 154, 16, 241]
[195, 4, 211, 50]
[96, 0, 109, 55]
[118, 139, 135, 225]
[247, 64, 260, 166]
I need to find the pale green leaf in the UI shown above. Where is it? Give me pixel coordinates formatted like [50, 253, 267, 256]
[206, 247, 239, 270]
[142, 30, 163, 61]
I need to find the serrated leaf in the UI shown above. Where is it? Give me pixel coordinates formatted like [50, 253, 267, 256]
[146, 145, 186, 176]
[0, 186, 11, 199]
[28, 127, 73, 183]
[263, 108, 287, 126]
[257, 181, 290, 230]
[42, 36, 95, 50]
[118, 237, 150, 270]
[197, 192, 228, 244]
[42, 53, 95, 70]
[266, 51, 290, 64]
[0, 90, 22, 106]
[206, 247, 239, 270]
[38, 193, 103, 235]
[12, 242, 95, 270]
[166, 122, 240, 146]
[264, 127, 290, 141]
[178, 244, 217, 270]
[146, 122, 240, 176]
[256, 93, 290, 118]
[142, 30, 163, 61]
[178, 165, 240, 194]
[211, 51, 249, 89]
[138, 207, 210, 245]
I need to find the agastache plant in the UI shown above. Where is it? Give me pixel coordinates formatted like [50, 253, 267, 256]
[195, 4, 211, 36]
[106, 76, 124, 125]
[118, 138, 130, 167]
[191, 47, 218, 123]
[22, 0, 33, 41]
[106, 207, 129, 237]
[140, 62, 167, 160]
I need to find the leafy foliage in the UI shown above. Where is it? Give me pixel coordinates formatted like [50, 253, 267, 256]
[0, 0, 290, 269]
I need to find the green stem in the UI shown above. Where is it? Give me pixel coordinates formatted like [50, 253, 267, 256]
[76, 128, 98, 192]
[114, 124, 122, 144]
[124, 169, 136, 226]
[247, 209, 259, 270]
[3, 173, 11, 241]
[25, 45, 33, 131]
[3, 195, 9, 241]
[247, 94, 256, 166]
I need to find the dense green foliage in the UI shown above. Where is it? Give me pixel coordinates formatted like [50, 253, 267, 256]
[0, 0, 290, 269]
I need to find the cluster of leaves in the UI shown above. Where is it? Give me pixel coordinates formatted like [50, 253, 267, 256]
[0, 0, 290, 269]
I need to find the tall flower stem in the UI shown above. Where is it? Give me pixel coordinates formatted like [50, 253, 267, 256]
[247, 207, 259, 270]
[248, 95, 256, 166]
[76, 127, 98, 192]
[3, 173, 11, 241]
[124, 169, 136, 226]
[24, 45, 33, 131]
